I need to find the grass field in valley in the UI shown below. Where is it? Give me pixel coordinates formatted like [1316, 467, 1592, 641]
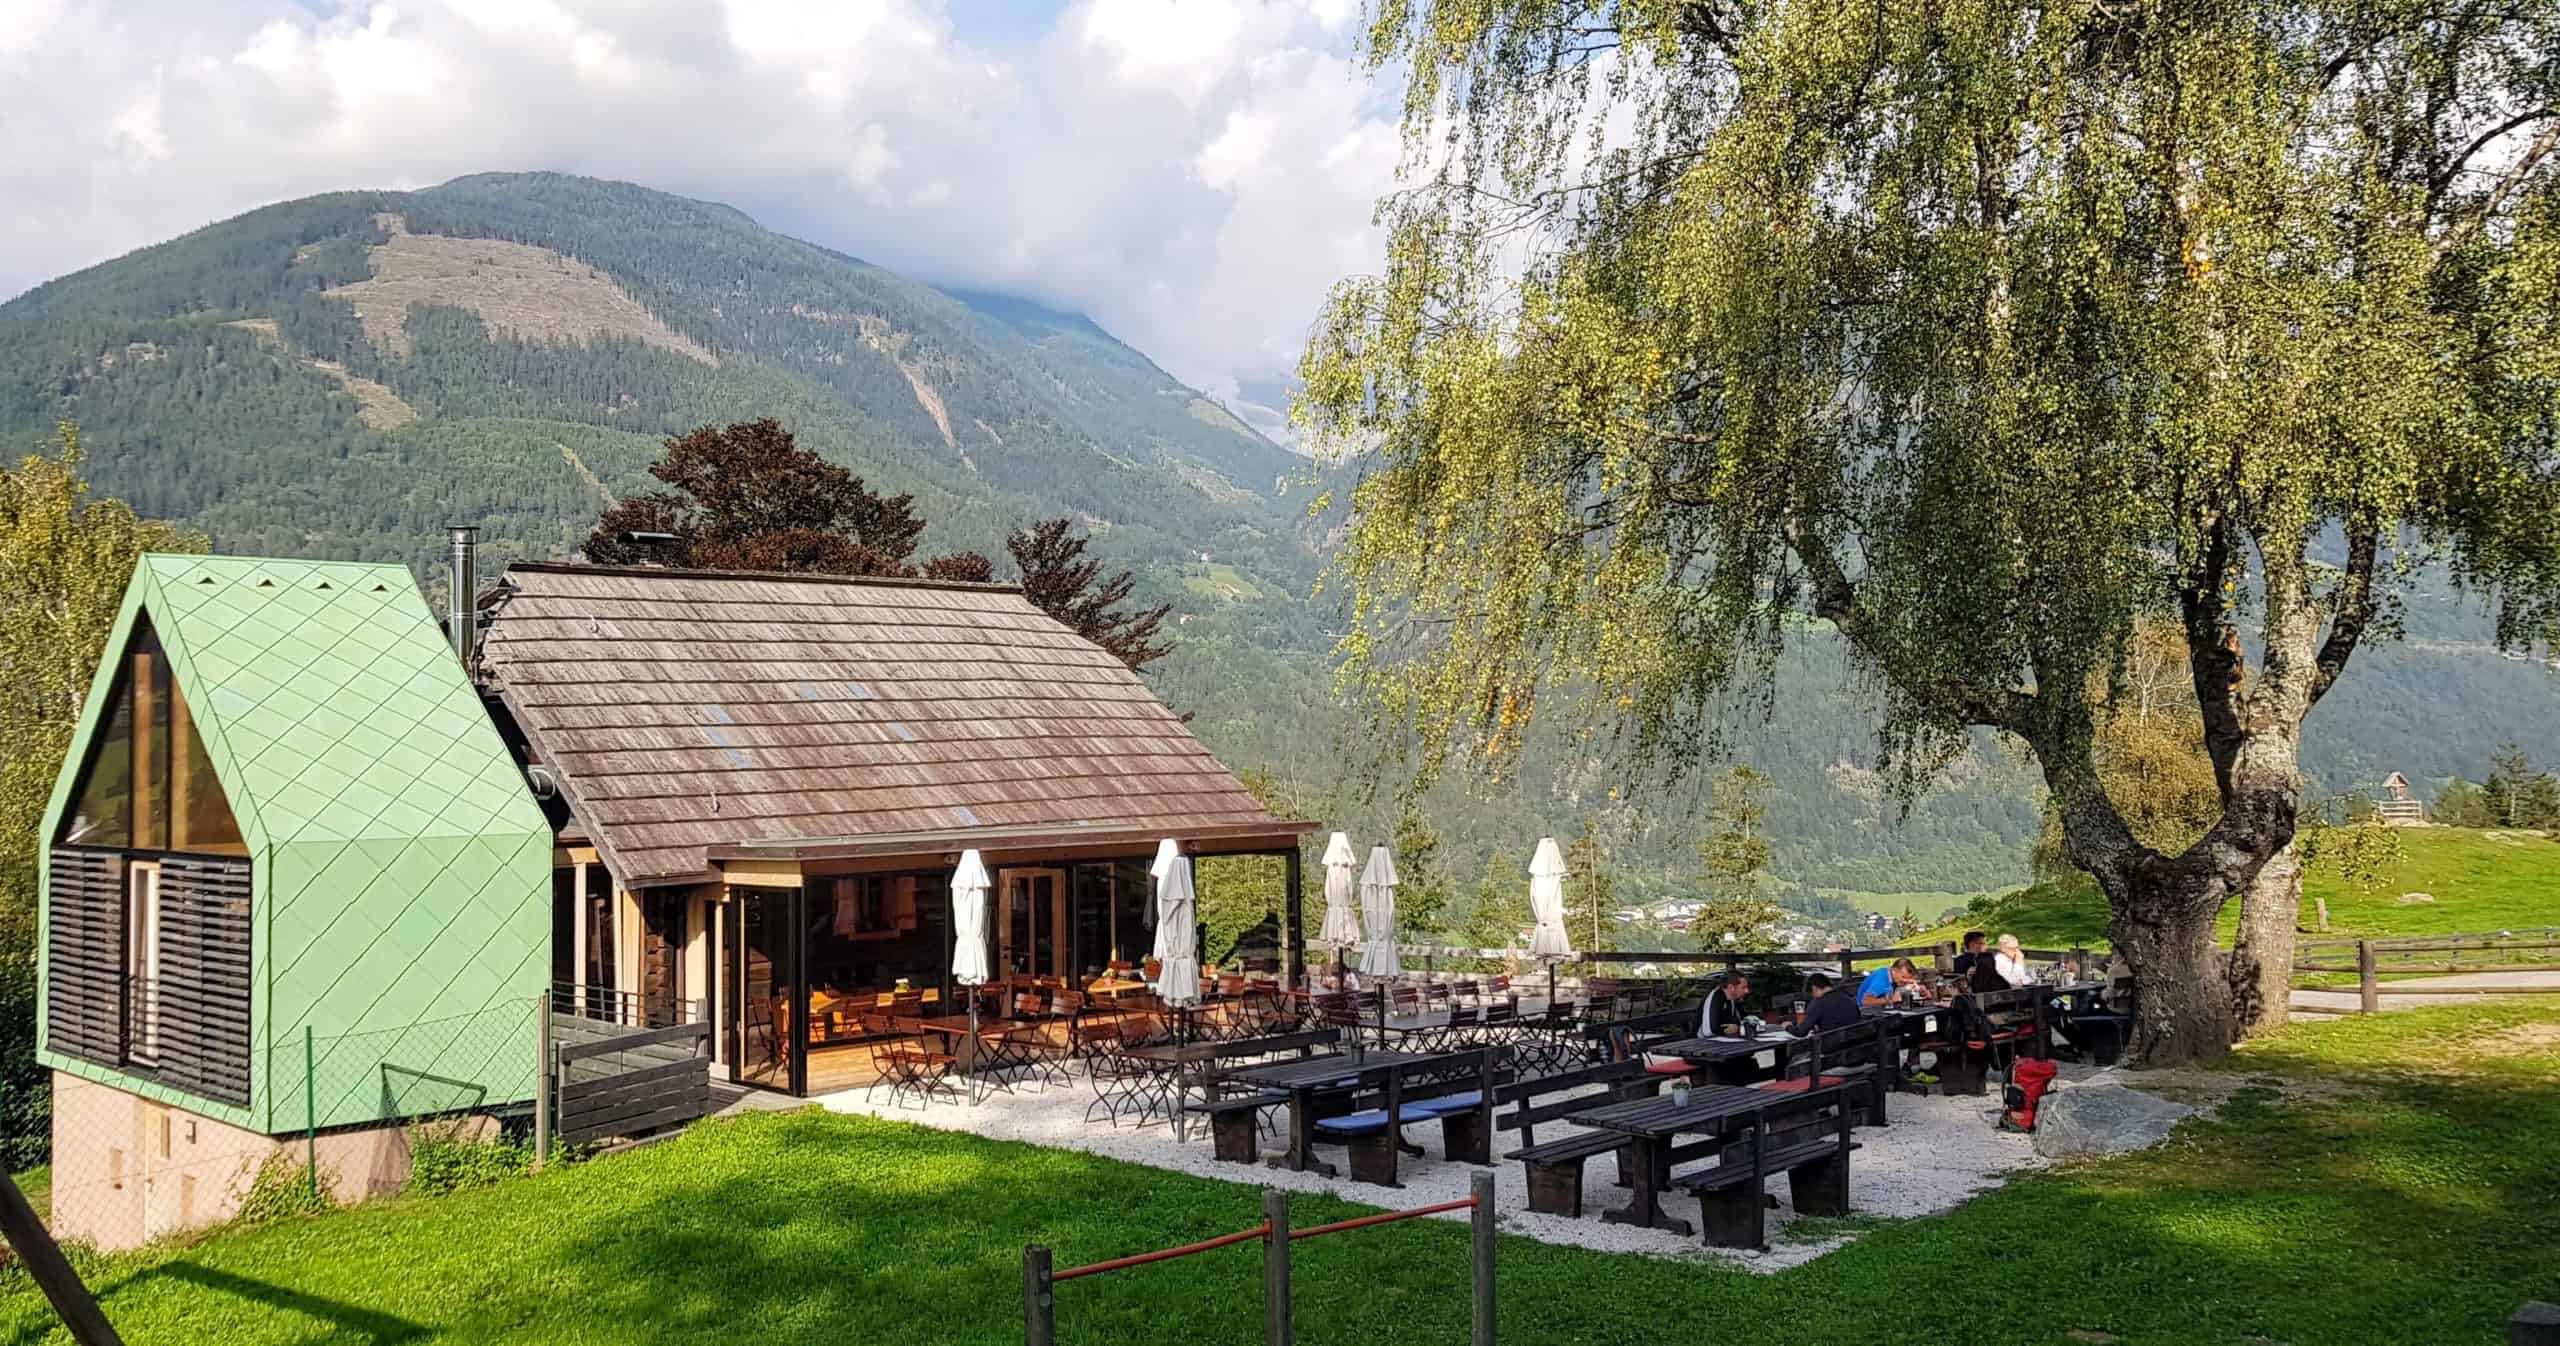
[4, 1003, 2555, 1346]
[1911, 827, 2560, 952]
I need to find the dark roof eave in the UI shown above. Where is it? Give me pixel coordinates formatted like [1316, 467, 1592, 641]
[709, 818, 1319, 865]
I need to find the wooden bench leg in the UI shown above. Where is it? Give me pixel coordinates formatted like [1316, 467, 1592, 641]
[1522, 1159, 1584, 1217]
[1695, 1184, 1766, 1250]
[1440, 1111, 1491, 1166]
[1346, 1133, 1402, 1187]
[1787, 1152, 1849, 1217]
[1940, 1053, 1988, 1096]
[1211, 1111, 1259, 1164]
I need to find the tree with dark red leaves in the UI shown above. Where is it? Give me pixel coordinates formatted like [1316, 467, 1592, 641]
[583, 419, 975, 578]
[1007, 518, 1171, 672]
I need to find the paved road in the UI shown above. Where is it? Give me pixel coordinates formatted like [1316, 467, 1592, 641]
[2289, 968, 2560, 1016]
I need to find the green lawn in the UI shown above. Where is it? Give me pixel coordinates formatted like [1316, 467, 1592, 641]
[11, 1167, 47, 1221]
[5, 1005, 2556, 1345]
[1912, 827, 2560, 951]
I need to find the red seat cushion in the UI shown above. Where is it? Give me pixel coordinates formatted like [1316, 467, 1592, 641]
[1754, 1077, 1816, 1092]
[1645, 1061, 1693, 1075]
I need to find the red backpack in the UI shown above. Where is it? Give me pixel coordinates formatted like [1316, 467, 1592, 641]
[2001, 1057, 2059, 1131]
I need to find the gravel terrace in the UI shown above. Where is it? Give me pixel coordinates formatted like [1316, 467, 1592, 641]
[808, 1064, 2049, 1272]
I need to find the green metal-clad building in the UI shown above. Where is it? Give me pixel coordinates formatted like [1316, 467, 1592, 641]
[36, 554, 550, 1247]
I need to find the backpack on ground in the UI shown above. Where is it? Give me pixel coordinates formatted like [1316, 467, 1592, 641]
[1998, 1057, 2059, 1132]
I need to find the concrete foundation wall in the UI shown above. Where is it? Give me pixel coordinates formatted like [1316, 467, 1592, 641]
[46, 1071, 480, 1252]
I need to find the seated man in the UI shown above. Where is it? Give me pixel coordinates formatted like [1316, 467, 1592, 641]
[1700, 970, 1753, 1036]
[1950, 930, 1988, 977]
[1788, 972, 1863, 1036]
[1857, 957, 1921, 1009]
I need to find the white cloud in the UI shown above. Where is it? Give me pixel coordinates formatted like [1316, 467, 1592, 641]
[0, 0, 1402, 424]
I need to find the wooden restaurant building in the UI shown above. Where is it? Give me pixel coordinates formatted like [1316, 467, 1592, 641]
[469, 559, 1316, 1096]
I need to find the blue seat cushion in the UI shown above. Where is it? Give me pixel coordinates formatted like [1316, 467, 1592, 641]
[1408, 1091, 1483, 1117]
[1314, 1109, 1393, 1135]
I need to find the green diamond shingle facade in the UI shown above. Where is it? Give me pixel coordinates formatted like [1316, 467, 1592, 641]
[37, 553, 551, 1133]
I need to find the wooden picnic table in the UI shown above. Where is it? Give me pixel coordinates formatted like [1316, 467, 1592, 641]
[1651, 1031, 1801, 1086]
[1227, 1048, 1438, 1177]
[1566, 1080, 1853, 1235]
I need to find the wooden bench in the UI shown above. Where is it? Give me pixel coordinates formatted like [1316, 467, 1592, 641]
[1185, 1029, 1347, 1162]
[1670, 1086, 1857, 1250]
[1752, 1016, 1890, 1127]
[1309, 1049, 1505, 1186]
[1939, 988, 2046, 1096]
[1495, 1058, 1670, 1217]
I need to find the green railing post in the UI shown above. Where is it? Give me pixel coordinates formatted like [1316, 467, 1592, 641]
[304, 1025, 318, 1202]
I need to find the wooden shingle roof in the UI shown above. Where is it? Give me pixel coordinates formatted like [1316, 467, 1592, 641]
[476, 562, 1307, 887]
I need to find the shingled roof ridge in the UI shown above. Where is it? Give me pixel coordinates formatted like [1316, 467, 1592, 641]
[504, 559, 1027, 596]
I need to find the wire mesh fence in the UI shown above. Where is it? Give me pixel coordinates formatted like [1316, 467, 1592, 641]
[5, 1000, 537, 1259]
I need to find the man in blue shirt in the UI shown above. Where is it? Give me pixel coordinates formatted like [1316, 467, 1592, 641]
[1858, 958, 1919, 1008]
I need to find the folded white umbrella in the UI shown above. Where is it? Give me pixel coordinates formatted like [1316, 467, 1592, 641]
[1319, 831, 1363, 949]
[1528, 836, 1574, 961]
[1358, 845, 1402, 978]
[1151, 839, 1201, 1007]
[950, 849, 992, 986]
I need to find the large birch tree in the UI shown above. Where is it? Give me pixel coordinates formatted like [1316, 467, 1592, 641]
[1300, 0, 2560, 1063]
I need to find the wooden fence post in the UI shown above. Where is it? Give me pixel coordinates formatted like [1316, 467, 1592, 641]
[1470, 1171, 1496, 1346]
[532, 993, 552, 1172]
[0, 1173, 124, 1346]
[1932, 942, 1955, 975]
[1023, 1245, 1055, 1346]
[1838, 951, 1856, 986]
[1263, 1187, 1292, 1346]
[2358, 940, 2379, 1015]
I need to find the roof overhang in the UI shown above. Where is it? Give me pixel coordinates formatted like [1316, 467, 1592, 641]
[707, 818, 1319, 872]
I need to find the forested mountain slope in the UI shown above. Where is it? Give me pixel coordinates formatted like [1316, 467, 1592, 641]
[3, 172, 2551, 903]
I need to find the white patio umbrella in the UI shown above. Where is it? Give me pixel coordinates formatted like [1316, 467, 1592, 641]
[1527, 837, 1574, 961]
[1358, 845, 1402, 979]
[1150, 839, 1202, 1010]
[1319, 831, 1363, 949]
[950, 849, 992, 1096]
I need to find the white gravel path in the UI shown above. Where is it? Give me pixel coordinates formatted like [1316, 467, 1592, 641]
[809, 1070, 2045, 1272]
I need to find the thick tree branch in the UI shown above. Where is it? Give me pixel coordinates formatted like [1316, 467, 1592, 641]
[2436, 115, 2560, 255]
[2309, 526, 2381, 704]
[1785, 524, 2036, 734]
[2178, 516, 2248, 796]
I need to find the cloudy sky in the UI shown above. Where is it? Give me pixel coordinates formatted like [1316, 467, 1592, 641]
[0, 0, 1408, 433]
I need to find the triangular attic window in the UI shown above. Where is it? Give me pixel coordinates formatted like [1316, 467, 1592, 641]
[58, 613, 247, 856]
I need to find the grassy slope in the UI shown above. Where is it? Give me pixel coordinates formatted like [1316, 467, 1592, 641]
[6, 1005, 2556, 1346]
[1913, 827, 2560, 951]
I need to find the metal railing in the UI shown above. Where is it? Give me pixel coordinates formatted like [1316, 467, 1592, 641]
[1024, 1174, 1496, 1346]
[548, 981, 704, 1029]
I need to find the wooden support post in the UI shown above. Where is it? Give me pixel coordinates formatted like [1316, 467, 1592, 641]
[2513, 1301, 2560, 1346]
[304, 1025, 319, 1202]
[0, 1173, 125, 1346]
[1933, 942, 1955, 975]
[1023, 1245, 1055, 1346]
[532, 993, 552, 1172]
[2314, 898, 2331, 933]
[1263, 1187, 1292, 1346]
[1838, 952, 1856, 986]
[1470, 1171, 1496, 1346]
[1282, 847, 1305, 990]
[2358, 940, 2379, 1015]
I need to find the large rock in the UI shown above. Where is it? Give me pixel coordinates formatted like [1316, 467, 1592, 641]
[2033, 1079, 2197, 1159]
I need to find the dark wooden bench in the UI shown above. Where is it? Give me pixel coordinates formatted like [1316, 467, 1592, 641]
[1186, 1029, 1345, 1161]
[1494, 1058, 1675, 1217]
[1940, 988, 2046, 1095]
[1670, 1085, 1857, 1250]
[1309, 1049, 1505, 1186]
[1753, 1016, 1890, 1127]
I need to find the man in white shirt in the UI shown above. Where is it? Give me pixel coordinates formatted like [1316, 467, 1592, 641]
[1994, 934, 2031, 987]
[1699, 971, 1753, 1036]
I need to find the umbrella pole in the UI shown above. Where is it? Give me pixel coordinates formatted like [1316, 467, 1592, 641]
[968, 997, 981, 1106]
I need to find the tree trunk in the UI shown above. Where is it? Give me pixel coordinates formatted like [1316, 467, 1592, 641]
[2104, 870, 2236, 1066]
[2227, 841, 2301, 1039]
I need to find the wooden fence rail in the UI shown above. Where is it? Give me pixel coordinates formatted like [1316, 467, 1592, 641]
[2288, 928, 2560, 1013]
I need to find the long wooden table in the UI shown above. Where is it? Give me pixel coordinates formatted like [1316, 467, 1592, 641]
[1225, 1049, 1434, 1177]
[1566, 1079, 1855, 1234]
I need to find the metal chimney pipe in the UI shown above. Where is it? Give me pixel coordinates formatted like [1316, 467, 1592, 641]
[447, 525, 478, 675]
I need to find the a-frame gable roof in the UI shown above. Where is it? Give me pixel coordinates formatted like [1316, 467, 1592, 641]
[43, 553, 545, 853]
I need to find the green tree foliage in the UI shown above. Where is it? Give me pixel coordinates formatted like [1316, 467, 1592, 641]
[2483, 744, 2560, 829]
[1390, 801, 1453, 937]
[1302, 0, 2560, 1063]
[1691, 767, 1785, 950]
[1007, 518, 1173, 671]
[1457, 852, 1531, 955]
[0, 422, 204, 1168]
[1564, 819, 1621, 953]
[1193, 766, 1318, 965]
